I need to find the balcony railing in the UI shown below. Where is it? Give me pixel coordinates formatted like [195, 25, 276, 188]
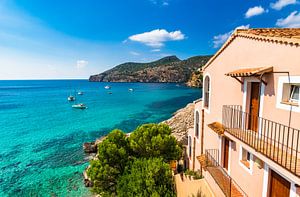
[222, 105, 300, 177]
[205, 149, 247, 197]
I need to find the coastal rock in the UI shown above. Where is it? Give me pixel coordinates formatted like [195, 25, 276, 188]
[83, 142, 97, 154]
[162, 103, 195, 145]
[186, 71, 203, 88]
[83, 166, 93, 187]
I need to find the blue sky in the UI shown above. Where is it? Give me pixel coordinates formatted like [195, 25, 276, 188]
[0, 0, 299, 79]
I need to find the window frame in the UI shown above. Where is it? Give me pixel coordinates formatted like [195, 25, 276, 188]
[239, 146, 253, 174]
[195, 111, 199, 138]
[276, 76, 300, 113]
[203, 73, 211, 113]
[289, 85, 300, 104]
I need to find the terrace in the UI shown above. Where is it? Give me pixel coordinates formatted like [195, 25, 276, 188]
[222, 105, 300, 177]
[201, 149, 247, 197]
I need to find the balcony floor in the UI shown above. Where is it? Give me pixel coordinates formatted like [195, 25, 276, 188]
[227, 128, 300, 176]
[207, 166, 244, 197]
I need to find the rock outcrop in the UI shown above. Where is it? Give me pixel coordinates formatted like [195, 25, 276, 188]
[163, 103, 195, 145]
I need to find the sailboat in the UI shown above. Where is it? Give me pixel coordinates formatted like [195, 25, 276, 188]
[72, 103, 87, 109]
[67, 88, 76, 101]
[68, 95, 76, 101]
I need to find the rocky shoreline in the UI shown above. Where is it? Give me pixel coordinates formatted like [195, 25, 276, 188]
[82, 102, 195, 187]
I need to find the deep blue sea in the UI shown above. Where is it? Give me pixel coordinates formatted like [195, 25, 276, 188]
[0, 80, 200, 196]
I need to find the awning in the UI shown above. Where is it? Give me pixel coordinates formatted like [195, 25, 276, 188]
[225, 66, 273, 77]
[207, 122, 225, 136]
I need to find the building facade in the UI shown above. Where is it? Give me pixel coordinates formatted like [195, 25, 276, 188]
[187, 28, 300, 197]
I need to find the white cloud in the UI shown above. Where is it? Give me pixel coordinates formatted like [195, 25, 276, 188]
[270, 0, 297, 10]
[276, 11, 300, 27]
[151, 49, 161, 52]
[128, 29, 185, 48]
[213, 25, 250, 48]
[150, 0, 169, 6]
[76, 60, 88, 69]
[129, 51, 140, 56]
[245, 6, 266, 18]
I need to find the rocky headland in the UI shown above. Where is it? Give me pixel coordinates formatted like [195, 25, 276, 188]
[89, 55, 211, 87]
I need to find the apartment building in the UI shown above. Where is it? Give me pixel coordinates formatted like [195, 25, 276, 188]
[187, 28, 300, 197]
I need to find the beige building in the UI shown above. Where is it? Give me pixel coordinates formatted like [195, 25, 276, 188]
[187, 28, 300, 197]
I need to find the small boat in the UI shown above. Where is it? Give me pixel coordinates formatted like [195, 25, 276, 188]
[78, 91, 84, 95]
[128, 88, 134, 92]
[68, 95, 76, 101]
[104, 85, 111, 90]
[72, 103, 87, 109]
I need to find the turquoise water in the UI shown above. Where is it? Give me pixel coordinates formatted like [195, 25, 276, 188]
[0, 80, 200, 196]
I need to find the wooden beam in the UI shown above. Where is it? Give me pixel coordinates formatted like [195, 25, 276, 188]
[232, 76, 243, 84]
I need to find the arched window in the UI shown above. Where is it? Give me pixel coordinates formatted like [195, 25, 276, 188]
[195, 111, 199, 138]
[188, 136, 192, 158]
[204, 75, 210, 108]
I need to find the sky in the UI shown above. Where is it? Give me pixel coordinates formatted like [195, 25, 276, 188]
[0, 0, 299, 79]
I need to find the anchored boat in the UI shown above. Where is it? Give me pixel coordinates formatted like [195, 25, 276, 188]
[72, 103, 87, 109]
[68, 95, 76, 101]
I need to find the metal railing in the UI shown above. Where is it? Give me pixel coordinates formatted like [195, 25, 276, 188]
[205, 149, 247, 197]
[223, 105, 300, 177]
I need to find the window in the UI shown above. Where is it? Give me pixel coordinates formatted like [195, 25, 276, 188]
[188, 136, 192, 158]
[204, 76, 210, 108]
[195, 111, 199, 138]
[290, 85, 299, 103]
[281, 83, 300, 105]
[241, 148, 251, 169]
[276, 76, 300, 113]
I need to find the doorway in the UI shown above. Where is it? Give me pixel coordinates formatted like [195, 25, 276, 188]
[248, 82, 260, 132]
[269, 170, 290, 197]
[223, 138, 229, 170]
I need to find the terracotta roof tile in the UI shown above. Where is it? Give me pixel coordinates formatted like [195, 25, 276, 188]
[225, 66, 273, 77]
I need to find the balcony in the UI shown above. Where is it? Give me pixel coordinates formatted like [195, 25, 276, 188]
[222, 105, 300, 177]
[204, 149, 247, 197]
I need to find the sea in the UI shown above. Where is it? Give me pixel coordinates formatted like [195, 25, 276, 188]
[0, 80, 201, 197]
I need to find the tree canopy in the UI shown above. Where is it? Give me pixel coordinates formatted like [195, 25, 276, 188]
[117, 157, 175, 197]
[87, 129, 130, 196]
[87, 123, 182, 196]
[129, 123, 182, 162]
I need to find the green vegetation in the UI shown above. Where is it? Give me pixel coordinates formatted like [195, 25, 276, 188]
[117, 158, 175, 197]
[129, 124, 182, 162]
[87, 123, 182, 197]
[185, 170, 203, 180]
[89, 55, 212, 85]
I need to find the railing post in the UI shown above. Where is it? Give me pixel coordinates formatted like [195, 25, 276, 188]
[229, 177, 232, 197]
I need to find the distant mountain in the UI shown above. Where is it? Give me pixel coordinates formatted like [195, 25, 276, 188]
[89, 55, 212, 87]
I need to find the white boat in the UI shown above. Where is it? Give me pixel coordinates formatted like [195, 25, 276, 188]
[128, 88, 134, 92]
[78, 91, 84, 95]
[72, 103, 87, 109]
[68, 95, 76, 101]
[104, 85, 111, 89]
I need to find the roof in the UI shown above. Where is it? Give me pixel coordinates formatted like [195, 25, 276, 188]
[207, 122, 225, 136]
[225, 66, 273, 77]
[202, 28, 300, 71]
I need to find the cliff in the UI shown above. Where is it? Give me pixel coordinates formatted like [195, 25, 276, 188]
[89, 55, 212, 87]
[162, 102, 195, 145]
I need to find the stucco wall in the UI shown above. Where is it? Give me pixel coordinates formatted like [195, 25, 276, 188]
[200, 36, 300, 196]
